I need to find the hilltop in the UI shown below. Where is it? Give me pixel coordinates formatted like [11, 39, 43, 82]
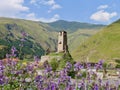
[47, 20, 105, 32]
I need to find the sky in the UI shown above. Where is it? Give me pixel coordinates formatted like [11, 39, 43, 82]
[0, 0, 120, 24]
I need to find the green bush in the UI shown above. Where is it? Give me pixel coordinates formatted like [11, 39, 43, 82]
[67, 70, 76, 78]
[58, 51, 74, 69]
[82, 71, 87, 78]
[116, 64, 120, 68]
[0, 46, 8, 59]
[115, 60, 120, 64]
[50, 58, 59, 71]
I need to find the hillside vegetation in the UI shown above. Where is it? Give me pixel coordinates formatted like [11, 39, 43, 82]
[68, 29, 99, 52]
[0, 17, 105, 60]
[0, 17, 57, 59]
[72, 19, 120, 63]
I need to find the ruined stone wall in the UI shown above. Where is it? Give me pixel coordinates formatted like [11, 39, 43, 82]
[40, 55, 62, 62]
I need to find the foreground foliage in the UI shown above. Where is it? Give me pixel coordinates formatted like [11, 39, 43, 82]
[0, 57, 120, 90]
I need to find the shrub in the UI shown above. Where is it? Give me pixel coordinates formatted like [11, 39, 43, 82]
[58, 51, 74, 69]
[50, 58, 59, 71]
[116, 64, 120, 68]
[115, 59, 120, 63]
[67, 70, 76, 78]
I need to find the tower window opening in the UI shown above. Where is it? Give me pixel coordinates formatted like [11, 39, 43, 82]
[59, 41, 62, 44]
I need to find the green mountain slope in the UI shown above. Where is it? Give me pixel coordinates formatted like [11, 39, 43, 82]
[72, 19, 120, 63]
[0, 17, 105, 60]
[68, 29, 99, 52]
[0, 17, 57, 59]
[47, 20, 105, 32]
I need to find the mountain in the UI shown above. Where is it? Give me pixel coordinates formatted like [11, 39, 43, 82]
[72, 19, 120, 63]
[47, 20, 105, 32]
[0, 17, 57, 59]
[47, 20, 105, 52]
[0, 17, 105, 60]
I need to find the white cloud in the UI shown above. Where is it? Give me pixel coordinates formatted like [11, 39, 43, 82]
[30, 0, 39, 6]
[90, 10, 117, 22]
[0, 0, 29, 17]
[30, 0, 61, 12]
[39, 14, 60, 22]
[98, 5, 108, 9]
[48, 4, 61, 13]
[26, 13, 60, 22]
[51, 4, 61, 10]
[45, 0, 61, 12]
[30, 0, 36, 4]
[0, 0, 60, 22]
[44, 0, 55, 5]
[26, 13, 37, 21]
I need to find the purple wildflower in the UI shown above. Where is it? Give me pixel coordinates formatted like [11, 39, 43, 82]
[66, 84, 73, 90]
[21, 31, 28, 37]
[51, 82, 58, 90]
[103, 81, 110, 90]
[0, 61, 8, 86]
[6, 54, 11, 59]
[0, 75, 6, 85]
[35, 75, 43, 82]
[78, 81, 85, 90]
[66, 62, 72, 70]
[86, 63, 91, 69]
[94, 83, 99, 90]
[95, 60, 104, 70]
[74, 62, 83, 72]
[35, 75, 44, 89]
[20, 38, 26, 42]
[34, 56, 40, 62]
[43, 61, 52, 73]
[11, 46, 17, 57]
[26, 64, 34, 73]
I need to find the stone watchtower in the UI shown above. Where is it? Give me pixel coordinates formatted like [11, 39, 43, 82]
[57, 31, 68, 53]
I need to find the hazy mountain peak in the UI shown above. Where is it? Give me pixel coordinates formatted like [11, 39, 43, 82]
[47, 20, 105, 32]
